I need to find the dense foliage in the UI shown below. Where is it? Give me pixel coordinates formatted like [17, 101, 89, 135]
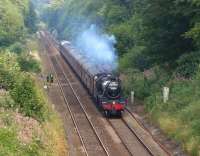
[0, 1, 68, 155]
[0, 52, 44, 120]
[41, 0, 200, 154]
[42, 0, 200, 72]
[0, 0, 37, 47]
[0, 0, 42, 120]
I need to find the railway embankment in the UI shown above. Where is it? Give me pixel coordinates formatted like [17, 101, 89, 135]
[122, 68, 199, 155]
[0, 1, 68, 155]
[0, 38, 68, 155]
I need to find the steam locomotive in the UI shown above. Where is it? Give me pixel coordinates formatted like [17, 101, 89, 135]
[60, 41, 126, 117]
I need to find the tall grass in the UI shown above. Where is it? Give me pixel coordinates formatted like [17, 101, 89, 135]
[123, 66, 200, 155]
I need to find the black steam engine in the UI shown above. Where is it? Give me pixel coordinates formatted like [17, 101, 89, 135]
[60, 41, 126, 117]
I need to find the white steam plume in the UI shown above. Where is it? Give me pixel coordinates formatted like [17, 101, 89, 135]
[75, 25, 118, 70]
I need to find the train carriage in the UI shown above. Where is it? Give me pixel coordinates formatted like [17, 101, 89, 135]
[60, 41, 126, 117]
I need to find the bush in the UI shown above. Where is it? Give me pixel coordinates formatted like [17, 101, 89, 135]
[143, 74, 200, 155]
[175, 52, 200, 78]
[0, 94, 15, 109]
[0, 111, 44, 156]
[0, 68, 16, 90]
[122, 69, 151, 99]
[0, 0, 26, 47]
[18, 56, 41, 73]
[9, 42, 24, 54]
[0, 50, 44, 121]
[119, 46, 151, 71]
[10, 75, 44, 120]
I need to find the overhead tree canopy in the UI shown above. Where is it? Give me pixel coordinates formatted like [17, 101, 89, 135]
[0, 0, 37, 47]
[0, 0, 25, 46]
[41, 0, 200, 75]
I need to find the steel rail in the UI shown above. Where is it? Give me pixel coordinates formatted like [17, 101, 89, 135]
[125, 108, 171, 156]
[56, 45, 151, 156]
[41, 35, 89, 156]
[56, 48, 140, 156]
[44, 32, 170, 156]
[106, 119, 134, 156]
[56, 48, 138, 156]
[51, 35, 153, 156]
[53, 52, 110, 156]
[121, 118, 154, 156]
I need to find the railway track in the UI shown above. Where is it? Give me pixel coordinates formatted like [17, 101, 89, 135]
[108, 118, 153, 156]
[124, 108, 171, 156]
[54, 50, 155, 156]
[58, 53, 133, 156]
[42, 34, 132, 156]
[46, 51, 110, 155]
[57, 51, 153, 156]
[41, 32, 170, 156]
[42, 39, 88, 155]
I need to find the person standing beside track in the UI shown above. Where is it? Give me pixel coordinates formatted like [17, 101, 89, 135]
[44, 73, 54, 91]
[46, 73, 54, 84]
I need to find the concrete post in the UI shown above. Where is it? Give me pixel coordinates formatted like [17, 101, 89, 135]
[163, 87, 169, 103]
[131, 91, 135, 104]
[44, 85, 48, 90]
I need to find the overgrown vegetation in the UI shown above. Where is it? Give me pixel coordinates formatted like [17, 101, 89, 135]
[0, 109, 43, 155]
[41, 0, 200, 155]
[0, 52, 43, 120]
[0, 0, 67, 155]
[0, 0, 37, 47]
[18, 55, 41, 73]
[0, 92, 67, 155]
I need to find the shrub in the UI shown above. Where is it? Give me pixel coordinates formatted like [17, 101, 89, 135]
[0, 51, 44, 120]
[0, 94, 15, 109]
[119, 46, 150, 71]
[0, 68, 16, 90]
[122, 69, 151, 99]
[175, 52, 200, 78]
[18, 56, 41, 73]
[9, 42, 24, 54]
[10, 75, 44, 120]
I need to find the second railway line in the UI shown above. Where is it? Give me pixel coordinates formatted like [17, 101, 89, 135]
[44, 37, 110, 156]
[40, 31, 170, 156]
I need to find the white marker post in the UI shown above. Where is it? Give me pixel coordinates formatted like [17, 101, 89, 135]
[163, 87, 169, 103]
[131, 91, 135, 104]
[44, 85, 48, 90]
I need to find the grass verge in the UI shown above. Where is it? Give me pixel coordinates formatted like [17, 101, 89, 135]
[122, 66, 200, 155]
[0, 36, 68, 155]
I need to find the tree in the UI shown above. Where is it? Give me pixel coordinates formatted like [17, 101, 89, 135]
[25, 1, 37, 33]
[0, 0, 25, 46]
[41, 0, 200, 68]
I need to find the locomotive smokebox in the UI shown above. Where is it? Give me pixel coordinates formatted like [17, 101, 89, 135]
[96, 73, 121, 99]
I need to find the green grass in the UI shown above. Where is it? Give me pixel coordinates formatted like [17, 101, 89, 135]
[0, 84, 67, 156]
[123, 66, 200, 155]
[0, 38, 68, 155]
[0, 110, 41, 156]
[0, 128, 42, 156]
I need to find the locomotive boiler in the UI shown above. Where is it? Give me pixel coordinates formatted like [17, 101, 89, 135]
[60, 41, 126, 117]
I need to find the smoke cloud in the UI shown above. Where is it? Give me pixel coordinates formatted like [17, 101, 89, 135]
[75, 25, 118, 70]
